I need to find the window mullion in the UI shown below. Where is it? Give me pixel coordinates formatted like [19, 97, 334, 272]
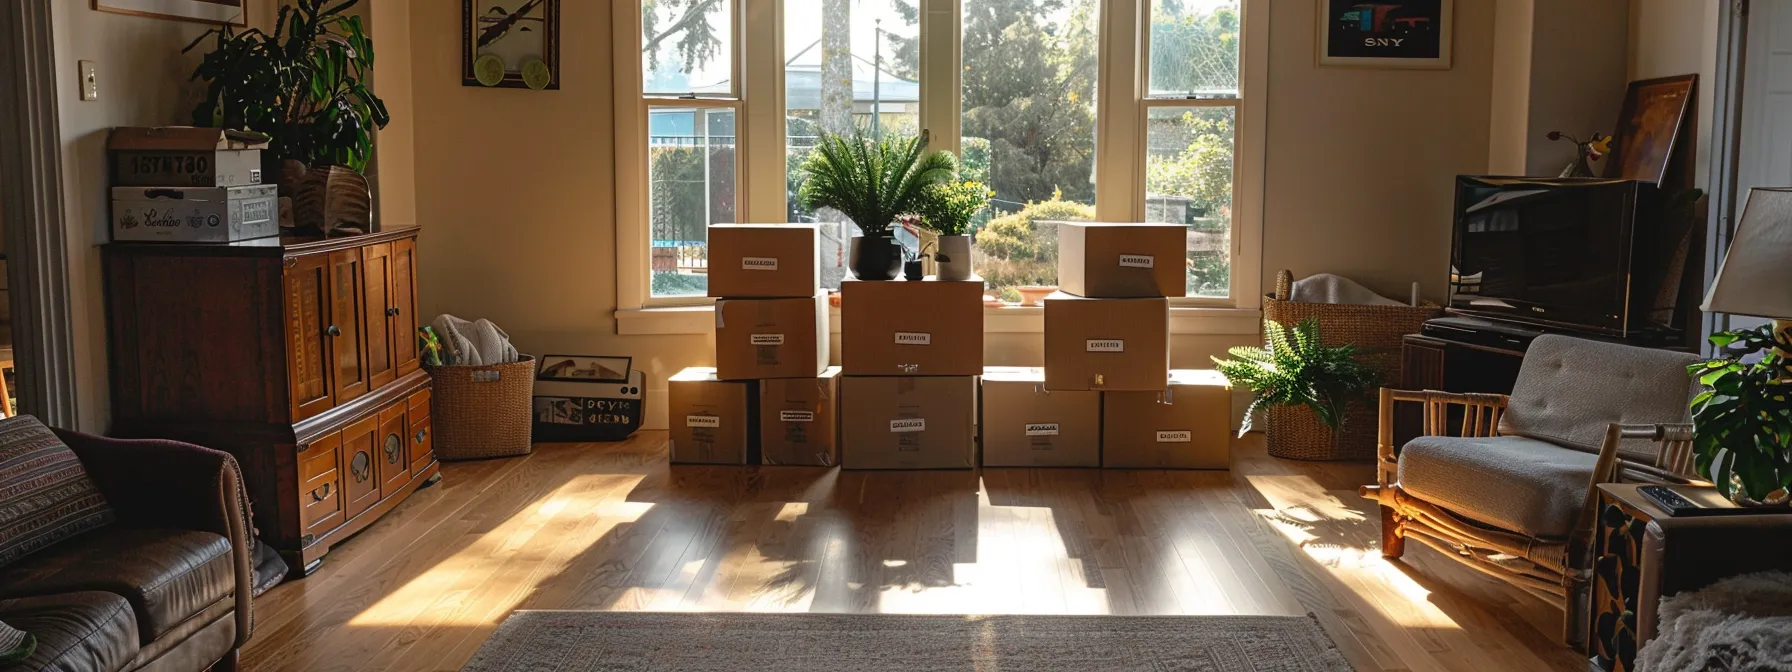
[1096, 0, 1142, 222]
[918, 0, 961, 154]
[742, 0, 786, 222]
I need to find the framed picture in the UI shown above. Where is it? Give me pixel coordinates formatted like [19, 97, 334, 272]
[1607, 75, 1697, 185]
[537, 355, 632, 383]
[463, 0, 561, 90]
[95, 0, 246, 26]
[1317, 0, 1453, 69]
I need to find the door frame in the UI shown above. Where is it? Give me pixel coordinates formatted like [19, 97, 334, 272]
[1705, 0, 1753, 350]
[0, 0, 80, 427]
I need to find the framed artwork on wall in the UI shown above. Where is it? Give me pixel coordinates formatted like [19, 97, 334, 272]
[463, 0, 561, 90]
[94, 0, 246, 26]
[1317, 0, 1453, 70]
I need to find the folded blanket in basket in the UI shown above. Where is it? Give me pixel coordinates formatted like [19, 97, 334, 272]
[1289, 273, 1405, 307]
[431, 314, 519, 365]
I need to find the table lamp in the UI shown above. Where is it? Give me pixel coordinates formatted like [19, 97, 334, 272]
[1703, 187, 1792, 362]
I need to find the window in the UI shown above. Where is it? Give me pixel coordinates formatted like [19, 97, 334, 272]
[616, 1, 1264, 324]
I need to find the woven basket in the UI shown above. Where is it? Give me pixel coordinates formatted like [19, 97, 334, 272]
[428, 355, 536, 461]
[1261, 270, 1440, 461]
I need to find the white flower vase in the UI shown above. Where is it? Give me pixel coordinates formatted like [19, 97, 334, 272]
[935, 234, 973, 281]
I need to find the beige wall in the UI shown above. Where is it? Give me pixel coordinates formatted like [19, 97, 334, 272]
[1262, 0, 1495, 303]
[1629, 0, 1720, 188]
[1525, 0, 1630, 176]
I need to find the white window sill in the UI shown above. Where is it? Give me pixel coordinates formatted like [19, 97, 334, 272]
[617, 303, 1262, 336]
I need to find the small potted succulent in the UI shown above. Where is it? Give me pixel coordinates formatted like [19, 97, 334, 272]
[797, 130, 956, 280]
[917, 179, 992, 281]
[1688, 324, 1792, 507]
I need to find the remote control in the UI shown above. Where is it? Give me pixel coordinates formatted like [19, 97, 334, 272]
[1639, 485, 1698, 516]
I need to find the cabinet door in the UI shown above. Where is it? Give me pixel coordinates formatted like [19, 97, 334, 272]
[362, 242, 397, 391]
[407, 388, 434, 473]
[377, 402, 411, 498]
[392, 237, 422, 375]
[342, 415, 381, 519]
[329, 249, 370, 404]
[285, 254, 335, 421]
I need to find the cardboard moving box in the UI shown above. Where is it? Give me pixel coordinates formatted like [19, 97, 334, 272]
[759, 368, 841, 466]
[667, 367, 757, 464]
[981, 367, 1100, 467]
[1057, 222, 1188, 298]
[1102, 369, 1231, 469]
[715, 292, 829, 380]
[111, 185, 279, 243]
[841, 376, 977, 470]
[707, 224, 820, 298]
[110, 126, 267, 188]
[841, 277, 983, 376]
[1043, 293, 1168, 391]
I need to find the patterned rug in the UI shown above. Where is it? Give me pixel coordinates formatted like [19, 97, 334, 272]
[463, 611, 1355, 671]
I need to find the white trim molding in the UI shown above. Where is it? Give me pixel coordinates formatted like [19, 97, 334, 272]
[619, 303, 1261, 337]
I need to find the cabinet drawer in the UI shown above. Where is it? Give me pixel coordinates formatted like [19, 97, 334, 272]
[342, 415, 381, 519]
[378, 402, 410, 498]
[408, 414, 434, 474]
[408, 388, 431, 418]
[299, 438, 344, 537]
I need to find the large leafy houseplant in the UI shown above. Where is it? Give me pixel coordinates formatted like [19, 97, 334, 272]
[797, 130, 955, 280]
[184, 0, 390, 172]
[1688, 324, 1792, 505]
[1212, 319, 1380, 437]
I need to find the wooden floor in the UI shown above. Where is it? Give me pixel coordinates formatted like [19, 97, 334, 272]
[241, 432, 1587, 672]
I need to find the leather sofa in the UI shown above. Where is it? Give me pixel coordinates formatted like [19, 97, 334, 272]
[0, 431, 256, 671]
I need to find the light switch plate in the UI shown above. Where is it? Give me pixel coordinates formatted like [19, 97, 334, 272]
[78, 60, 97, 101]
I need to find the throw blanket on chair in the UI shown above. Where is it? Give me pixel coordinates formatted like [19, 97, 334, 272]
[1637, 571, 1792, 671]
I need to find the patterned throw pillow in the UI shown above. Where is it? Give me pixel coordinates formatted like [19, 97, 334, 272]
[0, 415, 114, 567]
[0, 620, 32, 664]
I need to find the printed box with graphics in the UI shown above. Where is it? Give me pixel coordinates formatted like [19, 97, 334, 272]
[759, 368, 841, 466]
[532, 368, 647, 443]
[715, 291, 829, 380]
[980, 367, 1100, 467]
[1102, 369, 1231, 469]
[707, 224, 820, 298]
[841, 277, 984, 376]
[667, 367, 758, 465]
[109, 126, 267, 188]
[111, 185, 279, 243]
[1056, 222, 1188, 298]
[840, 375, 978, 470]
[1042, 293, 1169, 391]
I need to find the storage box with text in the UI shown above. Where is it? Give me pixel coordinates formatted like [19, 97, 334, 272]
[759, 368, 841, 466]
[109, 126, 267, 188]
[1043, 293, 1168, 391]
[981, 367, 1100, 468]
[715, 291, 829, 380]
[840, 375, 977, 469]
[841, 277, 983, 376]
[1102, 369, 1231, 469]
[707, 224, 820, 298]
[1056, 222, 1187, 298]
[667, 367, 757, 465]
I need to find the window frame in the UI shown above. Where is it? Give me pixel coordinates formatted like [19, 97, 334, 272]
[614, 0, 1266, 334]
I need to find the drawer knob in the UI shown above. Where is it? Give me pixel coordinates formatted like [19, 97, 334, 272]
[386, 307, 401, 317]
[326, 325, 342, 337]
[415, 428, 428, 444]
[309, 482, 332, 502]
[384, 433, 402, 464]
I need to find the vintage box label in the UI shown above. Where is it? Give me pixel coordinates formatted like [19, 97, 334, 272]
[750, 333, 786, 345]
[1156, 430, 1192, 443]
[1085, 339, 1125, 352]
[779, 410, 815, 422]
[686, 415, 722, 428]
[890, 418, 927, 433]
[894, 332, 932, 346]
[1024, 423, 1061, 436]
[1118, 254, 1155, 269]
[742, 256, 779, 271]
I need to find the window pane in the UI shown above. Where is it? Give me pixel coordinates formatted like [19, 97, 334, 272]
[649, 107, 737, 298]
[963, 0, 1099, 303]
[1148, 1, 1241, 98]
[643, 0, 735, 96]
[1145, 105, 1234, 298]
[785, 0, 922, 289]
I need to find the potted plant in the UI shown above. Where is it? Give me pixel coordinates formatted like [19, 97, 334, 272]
[797, 130, 956, 280]
[1211, 318, 1381, 460]
[185, 0, 389, 234]
[1688, 324, 1792, 507]
[917, 179, 991, 281]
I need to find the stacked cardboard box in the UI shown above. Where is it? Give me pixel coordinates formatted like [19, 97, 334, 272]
[838, 276, 984, 469]
[108, 127, 279, 243]
[669, 225, 838, 465]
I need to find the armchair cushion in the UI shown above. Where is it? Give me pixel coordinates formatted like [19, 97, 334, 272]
[1398, 435, 1599, 538]
[0, 527, 234, 646]
[0, 592, 138, 672]
[0, 416, 114, 567]
[1498, 335, 1699, 457]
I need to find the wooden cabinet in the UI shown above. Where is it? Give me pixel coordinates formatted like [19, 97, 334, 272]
[105, 228, 437, 577]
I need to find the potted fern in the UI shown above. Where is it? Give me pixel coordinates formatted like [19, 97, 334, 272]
[797, 130, 956, 280]
[1212, 319, 1381, 460]
[917, 179, 992, 281]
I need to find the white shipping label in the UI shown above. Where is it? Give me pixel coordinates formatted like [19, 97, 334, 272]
[750, 333, 786, 346]
[1118, 254, 1155, 269]
[1024, 423, 1061, 436]
[1156, 430, 1192, 443]
[894, 332, 932, 346]
[780, 410, 815, 422]
[890, 418, 927, 433]
[1085, 339, 1125, 353]
[741, 256, 780, 271]
[686, 415, 722, 428]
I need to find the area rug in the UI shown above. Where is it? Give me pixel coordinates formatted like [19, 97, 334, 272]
[462, 611, 1355, 671]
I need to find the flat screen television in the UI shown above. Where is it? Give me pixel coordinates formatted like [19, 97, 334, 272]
[1449, 176, 1679, 338]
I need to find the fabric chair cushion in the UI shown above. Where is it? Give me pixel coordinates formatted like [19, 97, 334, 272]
[0, 591, 139, 672]
[0, 415, 115, 567]
[0, 527, 234, 646]
[1498, 334, 1700, 457]
[1398, 435, 1599, 539]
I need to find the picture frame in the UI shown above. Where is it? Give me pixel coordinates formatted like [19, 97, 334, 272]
[536, 355, 632, 383]
[463, 0, 561, 90]
[94, 0, 246, 26]
[1606, 75, 1697, 185]
[1316, 0, 1453, 70]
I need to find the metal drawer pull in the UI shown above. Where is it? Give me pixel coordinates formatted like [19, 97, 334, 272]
[310, 482, 332, 502]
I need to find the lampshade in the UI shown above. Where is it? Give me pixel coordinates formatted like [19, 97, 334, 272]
[1702, 187, 1792, 319]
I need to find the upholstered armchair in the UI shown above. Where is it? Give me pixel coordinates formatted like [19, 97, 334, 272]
[1360, 335, 1701, 645]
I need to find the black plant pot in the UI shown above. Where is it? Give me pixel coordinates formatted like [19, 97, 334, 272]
[903, 259, 926, 280]
[849, 232, 904, 281]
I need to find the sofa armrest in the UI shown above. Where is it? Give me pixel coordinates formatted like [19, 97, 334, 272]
[1375, 388, 1511, 487]
[52, 429, 256, 647]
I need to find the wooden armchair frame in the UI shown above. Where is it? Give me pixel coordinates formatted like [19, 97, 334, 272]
[1359, 388, 1697, 645]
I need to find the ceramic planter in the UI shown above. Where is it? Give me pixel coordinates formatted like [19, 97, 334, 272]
[849, 231, 904, 281]
[935, 234, 973, 281]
